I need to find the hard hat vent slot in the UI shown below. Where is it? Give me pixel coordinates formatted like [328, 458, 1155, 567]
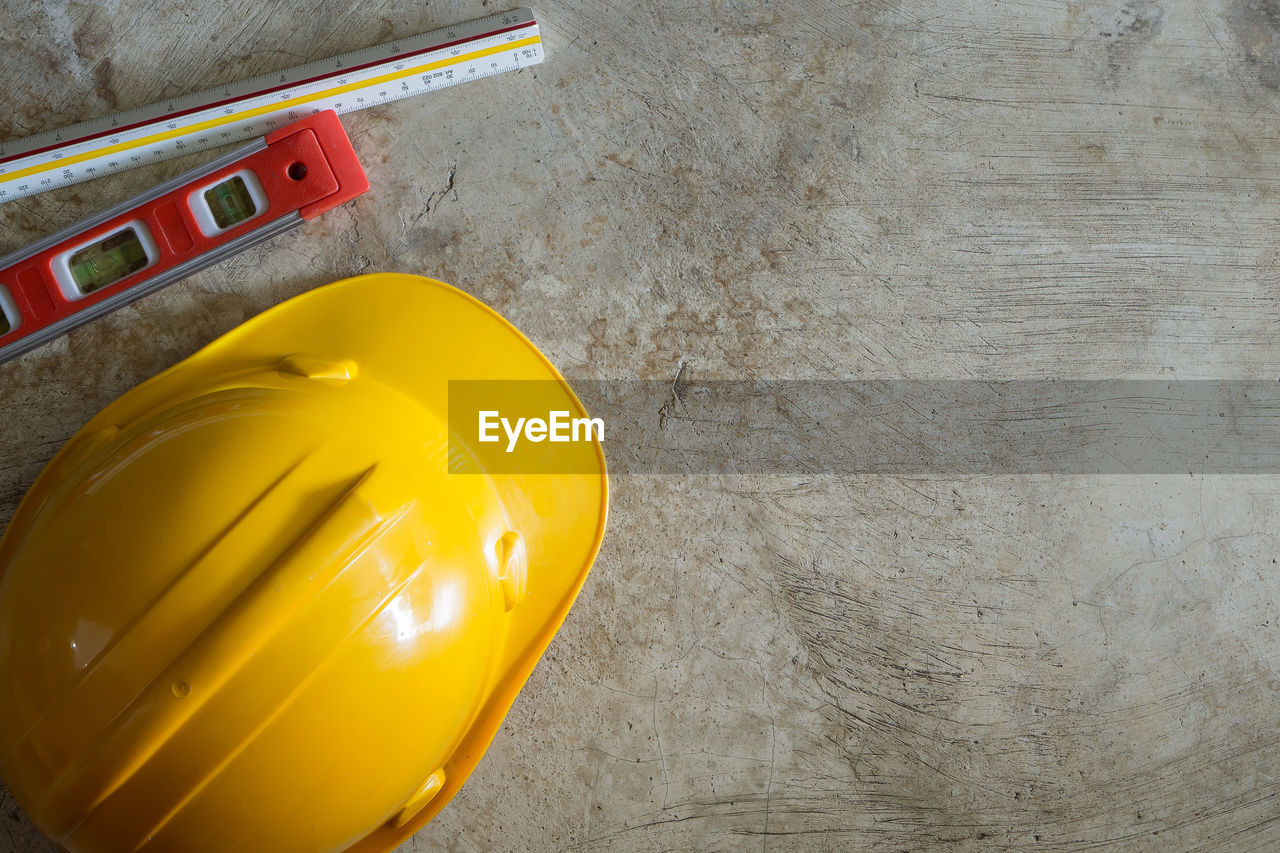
[496, 531, 527, 611]
[388, 768, 446, 829]
[276, 355, 357, 382]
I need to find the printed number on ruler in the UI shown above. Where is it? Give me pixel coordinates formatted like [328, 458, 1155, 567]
[0, 8, 542, 203]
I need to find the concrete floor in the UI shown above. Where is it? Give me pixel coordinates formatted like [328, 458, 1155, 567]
[2, 0, 1279, 850]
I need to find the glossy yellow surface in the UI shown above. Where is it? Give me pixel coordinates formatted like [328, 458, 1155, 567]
[0, 274, 608, 852]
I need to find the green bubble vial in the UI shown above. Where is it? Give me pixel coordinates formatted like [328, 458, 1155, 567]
[204, 176, 257, 229]
[68, 229, 150, 294]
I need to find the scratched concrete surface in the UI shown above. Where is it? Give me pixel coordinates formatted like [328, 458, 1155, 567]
[1, 0, 1279, 850]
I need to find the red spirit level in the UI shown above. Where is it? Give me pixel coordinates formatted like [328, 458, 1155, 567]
[0, 110, 367, 365]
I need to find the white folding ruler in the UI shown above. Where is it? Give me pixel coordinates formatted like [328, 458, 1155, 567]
[0, 8, 543, 202]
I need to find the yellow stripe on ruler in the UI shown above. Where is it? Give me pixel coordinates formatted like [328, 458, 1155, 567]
[1, 35, 541, 185]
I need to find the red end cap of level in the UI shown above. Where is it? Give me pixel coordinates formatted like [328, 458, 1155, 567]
[267, 110, 370, 219]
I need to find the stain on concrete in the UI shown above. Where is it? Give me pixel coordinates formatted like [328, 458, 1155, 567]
[1099, 1, 1166, 84]
[89, 56, 119, 109]
[1228, 0, 1280, 87]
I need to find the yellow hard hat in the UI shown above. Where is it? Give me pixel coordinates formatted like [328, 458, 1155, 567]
[0, 273, 607, 852]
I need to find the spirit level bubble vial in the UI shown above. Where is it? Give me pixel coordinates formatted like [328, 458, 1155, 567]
[0, 110, 367, 366]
